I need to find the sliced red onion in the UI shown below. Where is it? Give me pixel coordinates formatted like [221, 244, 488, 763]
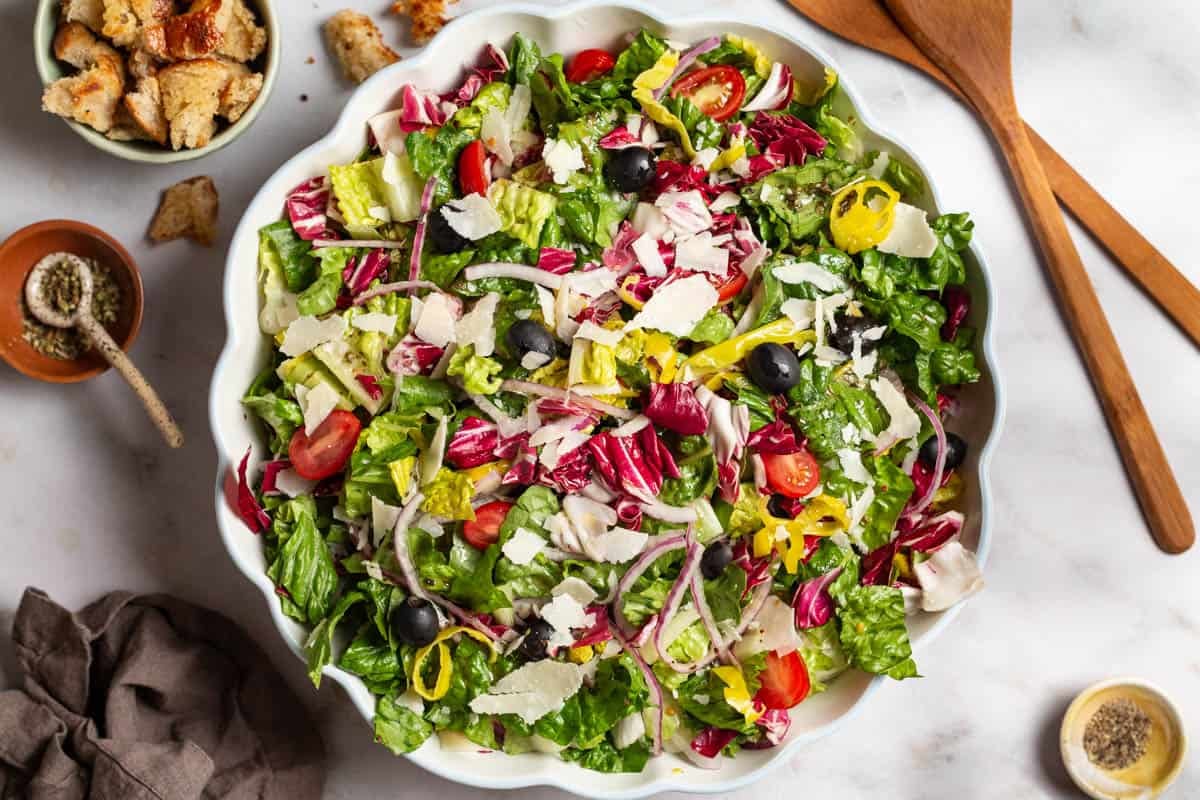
[610, 621, 664, 756]
[408, 177, 438, 291]
[733, 575, 775, 642]
[653, 531, 715, 673]
[638, 497, 699, 524]
[468, 392, 527, 439]
[353, 280, 437, 305]
[652, 36, 721, 101]
[690, 564, 734, 665]
[742, 62, 795, 112]
[909, 392, 946, 514]
[387, 492, 429, 601]
[463, 263, 565, 290]
[313, 238, 408, 250]
[500, 380, 637, 420]
[613, 534, 688, 637]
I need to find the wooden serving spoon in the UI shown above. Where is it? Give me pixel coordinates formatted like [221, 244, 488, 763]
[787, 0, 1200, 349]
[880, 0, 1192, 554]
[25, 253, 185, 449]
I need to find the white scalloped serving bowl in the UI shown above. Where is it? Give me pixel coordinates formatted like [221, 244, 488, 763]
[209, 3, 1005, 796]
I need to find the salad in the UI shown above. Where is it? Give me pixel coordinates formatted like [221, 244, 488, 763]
[238, 28, 985, 772]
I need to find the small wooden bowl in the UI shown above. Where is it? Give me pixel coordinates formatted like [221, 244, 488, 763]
[0, 220, 143, 383]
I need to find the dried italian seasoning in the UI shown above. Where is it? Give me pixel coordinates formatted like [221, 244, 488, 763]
[21, 256, 122, 361]
[1083, 697, 1151, 771]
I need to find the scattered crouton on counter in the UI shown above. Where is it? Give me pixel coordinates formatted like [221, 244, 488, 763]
[149, 176, 219, 245]
[390, 0, 454, 45]
[41, 0, 269, 151]
[324, 10, 400, 85]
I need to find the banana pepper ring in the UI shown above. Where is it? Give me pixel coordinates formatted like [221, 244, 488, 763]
[411, 625, 497, 701]
[751, 494, 851, 573]
[678, 319, 816, 382]
[829, 180, 900, 254]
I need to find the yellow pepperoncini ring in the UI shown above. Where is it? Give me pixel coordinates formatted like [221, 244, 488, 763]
[708, 138, 747, 174]
[411, 625, 497, 701]
[632, 50, 699, 158]
[932, 472, 964, 509]
[643, 332, 678, 383]
[618, 274, 648, 310]
[462, 460, 511, 485]
[713, 666, 763, 725]
[678, 319, 815, 381]
[829, 180, 900, 254]
[751, 494, 851, 573]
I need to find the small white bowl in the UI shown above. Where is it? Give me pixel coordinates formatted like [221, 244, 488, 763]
[1061, 677, 1188, 800]
[209, 2, 1005, 796]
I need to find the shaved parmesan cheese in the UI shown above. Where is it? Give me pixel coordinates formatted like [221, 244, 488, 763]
[631, 203, 670, 239]
[626, 274, 719, 336]
[502, 527, 546, 566]
[281, 314, 347, 357]
[772, 261, 847, 292]
[522, 351, 552, 370]
[414, 293, 459, 348]
[871, 377, 922, 446]
[654, 191, 712, 237]
[469, 660, 587, 724]
[878, 203, 938, 258]
[275, 468, 316, 498]
[600, 528, 649, 563]
[733, 596, 800, 658]
[296, 382, 342, 435]
[631, 233, 668, 277]
[552, 576, 598, 606]
[914, 541, 984, 612]
[780, 298, 816, 329]
[352, 312, 398, 335]
[535, 285, 556, 331]
[540, 592, 592, 650]
[838, 449, 873, 484]
[692, 147, 719, 170]
[847, 486, 875, 537]
[372, 495, 402, 548]
[455, 292, 501, 356]
[613, 712, 646, 749]
[543, 138, 585, 184]
[709, 191, 741, 212]
[575, 320, 624, 347]
[675, 232, 730, 275]
[442, 194, 503, 241]
[480, 84, 532, 167]
[730, 156, 751, 178]
[566, 268, 618, 298]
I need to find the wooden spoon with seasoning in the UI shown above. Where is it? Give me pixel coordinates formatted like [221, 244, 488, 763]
[786, 0, 1200, 349]
[880, 0, 1193, 554]
[25, 253, 185, 449]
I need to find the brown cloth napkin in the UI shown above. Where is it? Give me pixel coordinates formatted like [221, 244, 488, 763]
[0, 588, 325, 800]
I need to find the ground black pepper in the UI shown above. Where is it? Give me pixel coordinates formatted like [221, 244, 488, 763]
[1083, 697, 1151, 771]
[21, 256, 122, 360]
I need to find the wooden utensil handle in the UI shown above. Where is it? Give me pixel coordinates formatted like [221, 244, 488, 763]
[994, 120, 1193, 554]
[1025, 125, 1200, 349]
[79, 316, 185, 449]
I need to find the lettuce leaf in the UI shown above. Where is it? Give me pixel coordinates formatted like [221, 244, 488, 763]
[374, 693, 433, 754]
[488, 180, 558, 249]
[448, 345, 503, 395]
[242, 367, 303, 454]
[329, 159, 392, 237]
[260, 220, 317, 293]
[266, 497, 339, 626]
[835, 585, 918, 679]
[304, 589, 364, 687]
[297, 247, 354, 316]
[339, 623, 403, 695]
[421, 468, 477, 520]
[611, 29, 669, 81]
[741, 160, 857, 249]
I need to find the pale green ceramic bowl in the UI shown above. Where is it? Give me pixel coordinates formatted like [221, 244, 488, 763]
[33, 0, 278, 163]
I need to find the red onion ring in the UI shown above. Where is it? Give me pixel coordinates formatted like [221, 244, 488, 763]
[353, 280, 437, 305]
[690, 563, 735, 666]
[909, 392, 946, 514]
[500, 380, 637, 420]
[408, 177, 437, 292]
[613, 534, 687, 637]
[463, 263, 565, 290]
[610, 621, 664, 756]
[652, 36, 721, 101]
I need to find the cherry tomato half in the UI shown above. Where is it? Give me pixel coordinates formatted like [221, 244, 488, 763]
[711, 269, 748, 303]
[462, 500, 513, 550]
[566, 48, 616, 83]
[754, 650, 811, 709]
[458, 140, 490, 196]
[288, 409, 361, 481]
[762, 449, 821, 499]
[670, 65, 747, 122]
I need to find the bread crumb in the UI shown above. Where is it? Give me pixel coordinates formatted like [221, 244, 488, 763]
[324, 10, 399, 84]
[390, 0, 456, 44]
[149, 176, 219, 246]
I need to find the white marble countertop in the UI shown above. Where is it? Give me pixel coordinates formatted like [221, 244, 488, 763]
[1, 0, 1197, 797]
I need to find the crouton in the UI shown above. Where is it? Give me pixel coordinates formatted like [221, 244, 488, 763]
[158, 57, 228, 149]
[219, 70, 263, 122]
[149, 176, 219, 246]
[53, 21, 123, 73]
[324, 10, 399, 85]
[100, 0, 172, 48]
[107, 104, 151, 141]
[217, 0, 267, 63]
[42, 54, 124, 133]
[123, 76, 168, 145]
[127, 47, 157, 79]
[390, 0, 453, 45]
[62, 0, 106, 34]
[143, 0, 234, 62]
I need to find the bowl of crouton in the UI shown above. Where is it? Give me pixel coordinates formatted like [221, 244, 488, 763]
[34, 0, 279, 162]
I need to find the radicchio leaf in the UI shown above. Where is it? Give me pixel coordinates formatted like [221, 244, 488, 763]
[285, 177, 330, 241]
[746, 419, 801, 454]
[691, 727, 738, 759]
[897, 510, 965, 553]
[793, 568, 841, 629]
[537, 247, 577, 274]
[386, 335, 444, 376]
[446, 417, 500, 469]
[347, 249, 391, 296]
[644, 382, 708, 436]
[235, 448, 270, 533]
[260, 459, 290, 496]
[940, 285, 971, 341]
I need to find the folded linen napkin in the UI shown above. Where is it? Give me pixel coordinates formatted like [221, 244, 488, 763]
[0, 588, 325, 800]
